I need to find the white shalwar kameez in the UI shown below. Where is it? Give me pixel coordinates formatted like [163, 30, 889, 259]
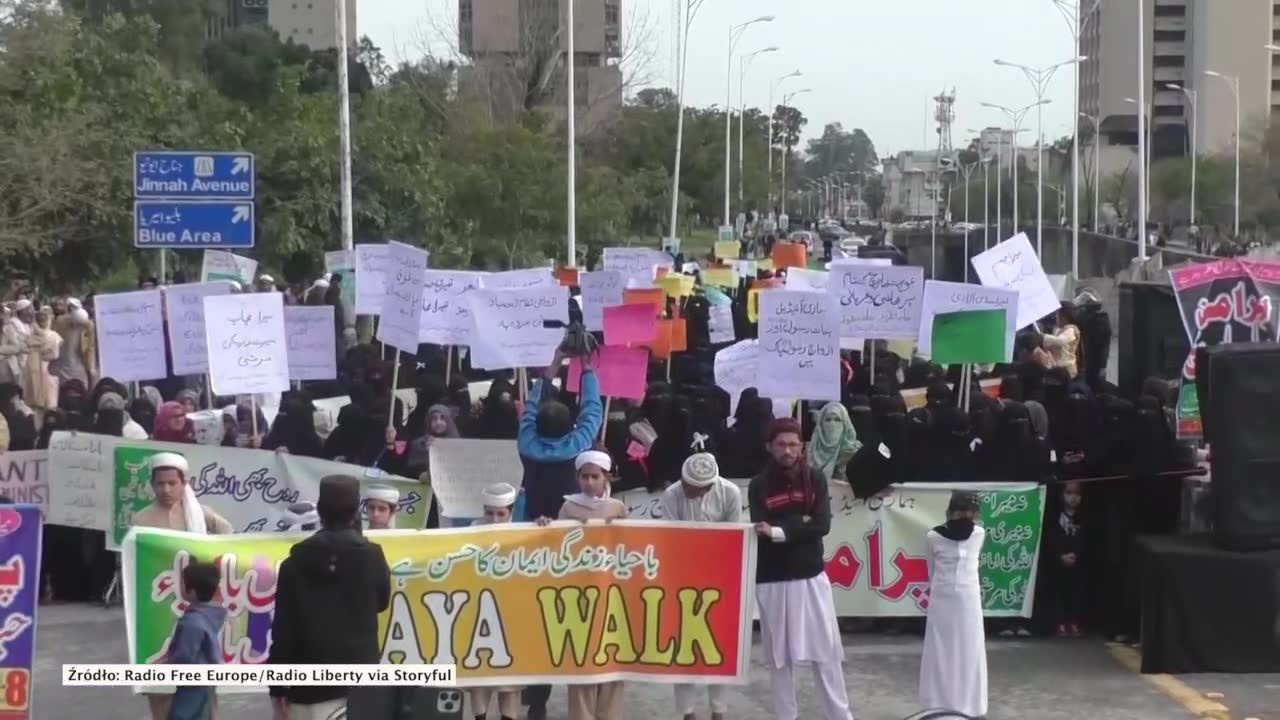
[661, 476, 739, 716]
[756, 572, 854, 720]
[919, 526, 988, 718]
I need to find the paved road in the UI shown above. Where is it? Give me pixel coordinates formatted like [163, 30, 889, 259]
[34, 604, 1277, 719]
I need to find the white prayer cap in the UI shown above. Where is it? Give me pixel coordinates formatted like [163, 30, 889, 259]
[482, 482, 518, 508]
[71, 308, 89, 323]
[574, 450, 612, 473]
[150, 452, 189, 476]
[364, 485, 399, 506]
[257, 274, 275, 284]
[280, 501, 319, 530]
[314, 278, 330, 289]
[681, 452, 721, 488]
[228, 281, 243, 292]
[67, 298, 83, 309]
[11, 300, 31, 312]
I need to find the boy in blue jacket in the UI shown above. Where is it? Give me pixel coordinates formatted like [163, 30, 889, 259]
[517, 348, 601, 720]
[166, 559, 226, 720]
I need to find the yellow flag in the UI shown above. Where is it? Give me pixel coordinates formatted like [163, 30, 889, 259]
[702, 268, 740, 288]
[656, 274, 695, 298]
[714, 241, 740, 260]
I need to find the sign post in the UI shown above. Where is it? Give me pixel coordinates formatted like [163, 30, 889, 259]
[133, 151, 256, 281]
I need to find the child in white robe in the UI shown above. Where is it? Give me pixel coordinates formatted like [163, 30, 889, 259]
[468, 482, 523, 720]
[919, 491, 988, 718]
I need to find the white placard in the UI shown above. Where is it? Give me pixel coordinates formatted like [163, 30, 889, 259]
[46, 431, 118, 530]
[828, 264, 926, 341]
[602, 247, 671, 287]
[94, 290, 167, 382]
[479, 268, 555, 291]
[579, 271, 624, 332]
[284, 306, 337, 380]
[467, 286, 569, 370]
[324, 250, 353, 274]
[427, 439, 524, 518]
[204, 292, 290, 396]
[376, 241, 428, 353]
[917, 280, 1019, 360]
[714, 340, 758, 417]
[354, 243, 391, 315]
[786, 267, 830, 292]
[709, 303, 736, 344]
[827, 258, 892, 269]
[418, 270, 482, 346]
[729, 260, 757, 280]
[971, 233, 1060, 329]
[758, 290, 840, 402]
[164, 282, 233, 376]
[201, 250, 257, 285]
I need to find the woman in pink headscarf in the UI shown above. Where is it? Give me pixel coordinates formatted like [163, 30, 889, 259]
[152, 401, 195, 443]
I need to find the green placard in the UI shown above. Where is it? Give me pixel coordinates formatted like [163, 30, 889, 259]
[931, 309, 1006, 365]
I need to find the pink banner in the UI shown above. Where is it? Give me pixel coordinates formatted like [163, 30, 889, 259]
[603, 304, 657, 346]
[568, 346, 650, 400]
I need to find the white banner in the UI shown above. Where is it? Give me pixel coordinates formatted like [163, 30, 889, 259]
[418, 270, 482, 346]
[201, 250, 257, 286]
[426, 439, 524, 519]
[828, 264, 925, 341]
[479, 268, 555, 291]
[355, 243, 391, 315]
[918, 281, 1018, 360]
[602, 247, 670, 287]
[0, 449, 48, 513]
[164, 282, 234, 376]
[467, 286, 569, 370]
[785, 267, 830, 292]
[758, 290, 840, 402]
[618, 481, 1045, 618]
[578, 271, 623, 332]
[377, 241, 428, 353]
[284, 306, 336, 381]
[94, 290, 167, 382]
[204, 292, 290, 396]
[971, 233, 1059, 330]
[713, 339, 758, 417]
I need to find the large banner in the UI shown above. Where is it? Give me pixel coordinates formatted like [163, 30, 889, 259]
[0, 505, 42, 720]
[0, 452, 47, 513]
[123, 522, 755, 688]
[619, 481, 1045, 618]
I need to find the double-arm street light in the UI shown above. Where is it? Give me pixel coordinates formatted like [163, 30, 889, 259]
[723, 16, 775, 229]
[738, 46, 777, 209]
[982, 100, 1051, 237]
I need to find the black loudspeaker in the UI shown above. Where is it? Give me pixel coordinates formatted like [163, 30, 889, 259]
[1119, 282, 1190, 399]
[1203, 344, 1280, 551]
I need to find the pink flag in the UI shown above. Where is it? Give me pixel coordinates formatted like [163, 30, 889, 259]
[568, 346, 650, 400]
[603, 303, 658, 346]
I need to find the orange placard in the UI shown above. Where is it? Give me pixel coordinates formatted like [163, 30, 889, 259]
[555, 268, 579, 287]
[771, 242, 807, 271]
[623, 288, 665, 315]
[655, 266, 670, 279]
[646, 318, 674, 359]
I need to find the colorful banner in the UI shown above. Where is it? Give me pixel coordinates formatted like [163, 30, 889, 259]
[0, 505, 41, 720]
[123, 522, 755, 688]
[618, 481, 1045, 618]
[0, 453, 47, 514]
[108, 437, 431, 549]
[1169, 259, 1280, 438]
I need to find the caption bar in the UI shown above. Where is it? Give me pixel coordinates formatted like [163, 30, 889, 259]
[63, 664, 457, 687]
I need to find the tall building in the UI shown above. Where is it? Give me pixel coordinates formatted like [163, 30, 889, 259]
[458, 0, 623, 125]
[1080, 0, 1274, 178]
[205, 0, 357, 50]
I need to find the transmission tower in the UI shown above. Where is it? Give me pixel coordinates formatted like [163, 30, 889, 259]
[933, 88, 956, 156]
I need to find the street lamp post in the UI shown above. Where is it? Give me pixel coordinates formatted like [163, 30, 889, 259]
[1079, 112, 1101, 233]
[982, 156, 992, 250]
[779, 88, 811, 217]
[994, 57, 1085, 258]
[724, 17, 774, 229]
[1205, 70, 1241, 238]
[959, 162, 978, 281]
[1123, 98, 1152, 211]
[767, 71, 801, 210]
[1051, 0, 1103, 276]
[668, 0, 710, 246]
[739, 46, 777, 209]
[1165, 83, 1198, 227]
[982, 101, 1050, 239]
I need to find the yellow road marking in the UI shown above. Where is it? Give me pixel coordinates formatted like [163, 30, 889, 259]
[1107, 643, 1232, 720]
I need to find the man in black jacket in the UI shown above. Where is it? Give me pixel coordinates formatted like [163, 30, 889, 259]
[268, 475, 391, 720]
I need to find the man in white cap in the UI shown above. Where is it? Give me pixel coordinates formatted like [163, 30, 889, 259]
[364, 485, 399, 530]
[661, 451, 741, 720]
[132, 452, 234, 535]
[469, 481, 523, 720]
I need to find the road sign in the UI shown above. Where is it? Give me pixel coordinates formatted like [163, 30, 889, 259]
[134, 151, 255, 200]
[134, 201, 255, 248]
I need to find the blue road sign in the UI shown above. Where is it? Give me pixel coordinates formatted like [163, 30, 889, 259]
[134, 201, 255, 248]
[134, 151, 255, 200]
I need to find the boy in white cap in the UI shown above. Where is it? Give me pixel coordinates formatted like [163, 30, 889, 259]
[537, 450, 626, 719]
[469, 482, 523, 720]
[661, 451, 741, 720]
[364, 485, 400, 530]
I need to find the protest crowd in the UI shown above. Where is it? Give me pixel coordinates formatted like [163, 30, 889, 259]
[1, 232, 1246, 720]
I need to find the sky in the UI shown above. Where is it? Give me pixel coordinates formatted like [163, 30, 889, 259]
[359, 0, 1080, 159]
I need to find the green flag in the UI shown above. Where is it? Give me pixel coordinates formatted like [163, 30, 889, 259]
[931, 308, 1007, 365]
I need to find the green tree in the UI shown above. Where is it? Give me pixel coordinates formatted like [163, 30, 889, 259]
[802, 123, 878, 180]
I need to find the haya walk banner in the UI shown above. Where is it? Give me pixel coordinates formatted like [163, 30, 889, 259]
[123, 522, 755, 687]
[620, 481, 1045, 618]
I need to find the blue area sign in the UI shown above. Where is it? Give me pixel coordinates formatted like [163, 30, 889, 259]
[134, 151, 255, 200]
[134, 201, 255, 248]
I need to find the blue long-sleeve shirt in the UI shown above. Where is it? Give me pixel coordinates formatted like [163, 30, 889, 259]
[518, 370, 603, 520]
